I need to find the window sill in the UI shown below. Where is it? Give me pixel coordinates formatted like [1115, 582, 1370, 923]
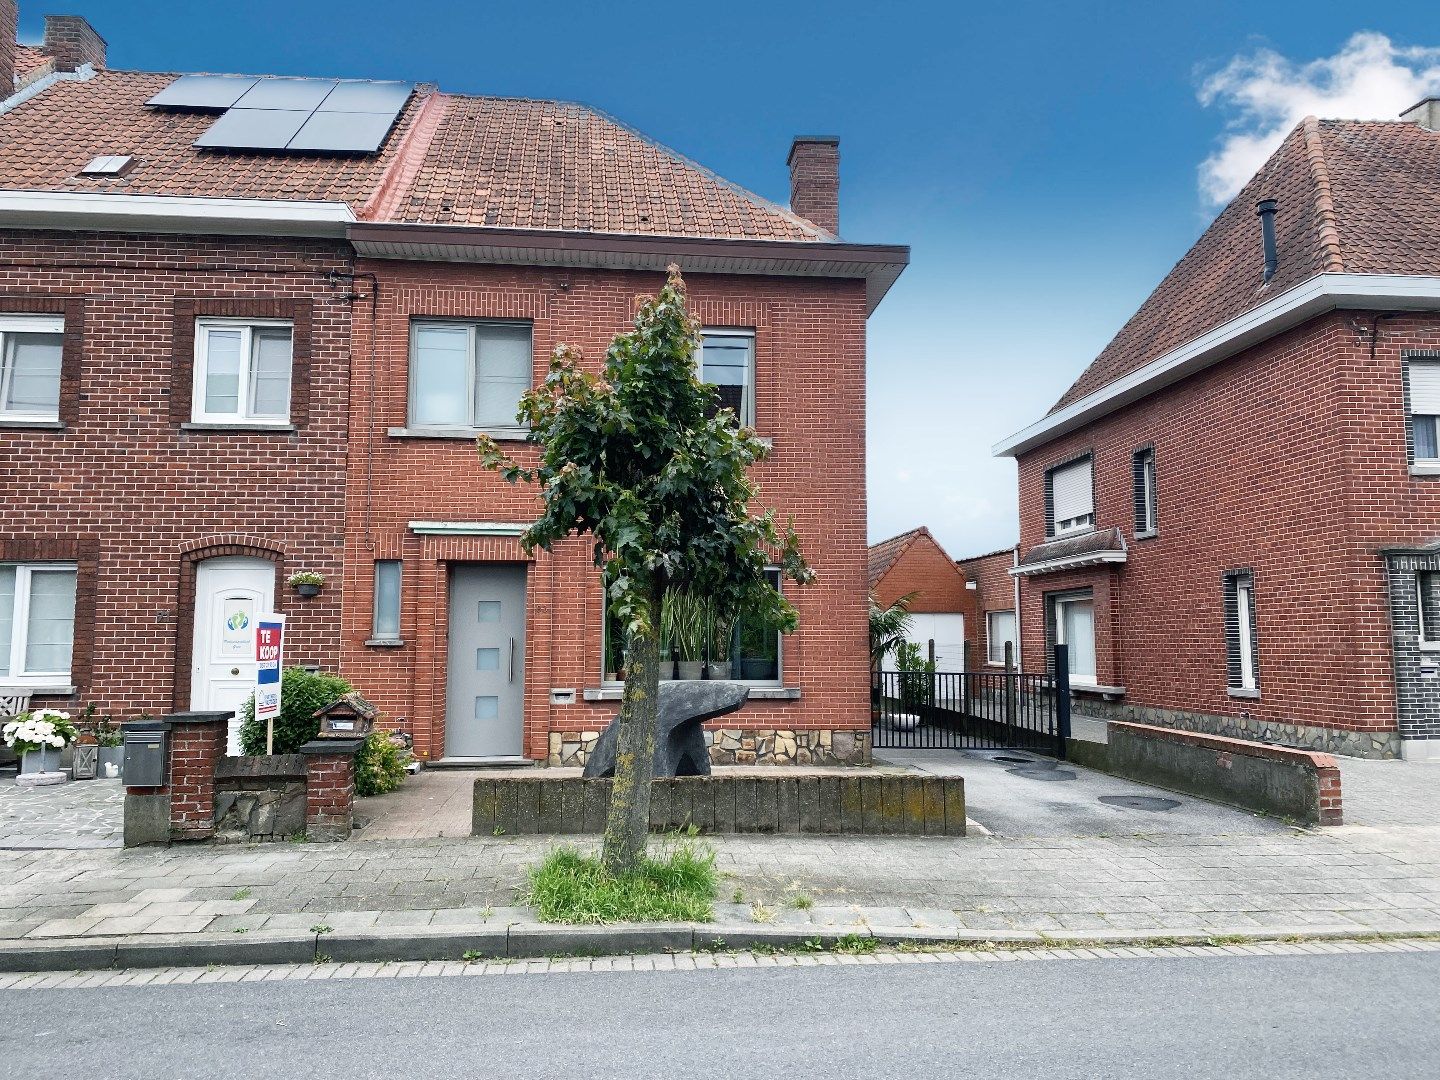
[1134, 529, 1157, 541]
[181, 422, 295, 433]
[1227, 688, 1261, 699]
[582, 686, 799, 703]
[1070, 683, 1124, 698]
[1412, 462, 1440, 477]
[364, 638, 405, 648]
[0, 683, 76, 697]
[0, 418, 63, 430]
[388, 425, 530, 441]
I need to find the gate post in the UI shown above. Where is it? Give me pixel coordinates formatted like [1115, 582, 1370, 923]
[1053, 643, 1071, 759]
[1003, 641, 1017, 730]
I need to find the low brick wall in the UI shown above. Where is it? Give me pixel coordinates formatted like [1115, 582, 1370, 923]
[1106, 721, 1343, 826]
[472, 774, 965, 836]
[213, 756, 307, 843]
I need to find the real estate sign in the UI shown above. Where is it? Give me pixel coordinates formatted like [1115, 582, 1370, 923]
[254, 614, 286, 755]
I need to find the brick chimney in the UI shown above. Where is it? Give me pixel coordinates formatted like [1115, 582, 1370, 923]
[1401, 97, 1440, 132]
[0, 1, 16, 95]
[788, 136, 840, 235]
[42, 13, 104, 72]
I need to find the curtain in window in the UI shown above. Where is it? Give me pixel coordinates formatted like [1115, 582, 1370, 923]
[373, 561, 402, 639]
[1409, 362, 1440, 459]
[203, 329, 244, 415]
[412, 324, 470, 426]
[0, 567, 13, 678]
[24, 570, 76, 674]
[986, 610, 1016, 664]
[249, 329, 293, 417]
[1058, 598, 1095, 679]
[2, 333, 63, 414]
[473, 324, 532, 428]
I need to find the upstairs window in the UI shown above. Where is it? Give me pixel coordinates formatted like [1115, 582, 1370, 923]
[409, 320, 533, 431]
[698, 329, 755, 427]
[1408, 357, 1440, 463]
[1223, 570, 1259, 693]
[1046, 456, 1094, 538]
[0, 316, 64, 422]
[0, 564, 77, 684]
[1132, 446, 1157, 535]
[193, 319, 293, 425]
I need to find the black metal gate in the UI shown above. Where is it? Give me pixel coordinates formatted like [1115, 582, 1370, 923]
[870, 644, 1072, 757]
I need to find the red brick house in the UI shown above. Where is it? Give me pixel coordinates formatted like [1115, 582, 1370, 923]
[0, 4, 907, 765]
[955, 547, 1019, 670]
[993, 103, 1440, 761]
[867, 527, 975, 671]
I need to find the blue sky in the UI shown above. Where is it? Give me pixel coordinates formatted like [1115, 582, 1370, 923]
[42, 1, 1440, 558]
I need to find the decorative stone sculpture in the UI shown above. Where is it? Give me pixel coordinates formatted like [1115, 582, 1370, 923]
[583, 681, 748, 779]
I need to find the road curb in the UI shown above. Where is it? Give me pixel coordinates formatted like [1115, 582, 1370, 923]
[2, 922, 1438, 975]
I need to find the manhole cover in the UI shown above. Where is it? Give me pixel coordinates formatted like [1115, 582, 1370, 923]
[1012, 767, 1077, 782]
[1099, 795, 1181, 812]
[992, 754, 1035, 764]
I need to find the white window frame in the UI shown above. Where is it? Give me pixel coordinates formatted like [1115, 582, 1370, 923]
[1, 562, 78, 688]
[1408, 357, 1440, 465]
[1047, 456, 1094, 538]
[1235, 576, 1257, 691]
[191, 317, 294, 426]
[986, 609, 1016, 666]
[371, 560, 403, 643]
[1053, 592, 1097, 686]
[698, 328, 756, 428]
[1418, 573, 1440, 652]
[407, 319, 534, 432]
[1135, 447, 1157, 535]
[0, 314, 66, 423]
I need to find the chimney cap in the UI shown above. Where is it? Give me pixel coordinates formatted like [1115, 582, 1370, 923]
[1255, 198, 1278, 215]
[787, 136, 840, 165]
[1400, 97, 1440, 131]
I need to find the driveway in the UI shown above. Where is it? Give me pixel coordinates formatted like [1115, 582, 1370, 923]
[0, 777, 124, 849]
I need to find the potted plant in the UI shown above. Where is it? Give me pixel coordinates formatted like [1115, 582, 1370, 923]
[95, 713, 124, 779]
[664, 591, 708, 679]
[3, 709, 78, 785]
[705, 605, 736, 680]
[288, 570, 325, 598]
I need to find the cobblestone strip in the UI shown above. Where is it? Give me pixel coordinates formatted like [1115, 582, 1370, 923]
[2, 938, 1437, 992]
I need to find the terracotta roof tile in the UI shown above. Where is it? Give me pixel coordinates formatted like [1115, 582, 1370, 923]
[0, 72, 831, 242]
[867, 527, 930, 591]
[12, 44, 52, 82]
[1051, 117, 1440, 412]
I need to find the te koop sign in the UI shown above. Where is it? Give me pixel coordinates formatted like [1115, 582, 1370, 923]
[254, 614, 286, 754]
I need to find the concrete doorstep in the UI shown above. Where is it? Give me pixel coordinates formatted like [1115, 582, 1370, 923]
[4, 914, 1440, 975]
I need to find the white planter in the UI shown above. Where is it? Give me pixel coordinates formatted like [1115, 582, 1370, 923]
[888, 713, 922, 731]
[17, 747, 68, 786]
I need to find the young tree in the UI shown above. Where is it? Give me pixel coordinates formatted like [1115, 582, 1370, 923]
[478, 267, 813, 874]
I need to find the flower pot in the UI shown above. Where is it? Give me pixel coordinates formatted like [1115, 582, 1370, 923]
[705, 662, 733, 680]
[296, 582, 322, 598]
[98, 745, 125, 779]
[677, 661, 704, 681]
[18, 747, 68, 786]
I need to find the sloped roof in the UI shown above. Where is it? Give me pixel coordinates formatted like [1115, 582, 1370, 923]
[867, 527, 930, 591]
[0, 69, 835, 241]
[1051, 116, 1440, 412]
[12, 44, 52, 83]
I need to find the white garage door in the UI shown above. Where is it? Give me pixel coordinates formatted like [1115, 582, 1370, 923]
[882, 613, 967, 673]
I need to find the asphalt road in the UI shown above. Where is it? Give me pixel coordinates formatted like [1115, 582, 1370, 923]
[3, 951, 1437, 1078]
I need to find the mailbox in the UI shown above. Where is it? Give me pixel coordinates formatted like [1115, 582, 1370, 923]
[123, 727, 167, 788]
[312, 692, 378, 739]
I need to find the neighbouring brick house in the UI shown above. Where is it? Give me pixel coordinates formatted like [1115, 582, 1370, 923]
[993, 102, 1440, 761]
[868, 527, 975, 671]
[955, 547, 1019, 670]
[0, 4, 907, 766]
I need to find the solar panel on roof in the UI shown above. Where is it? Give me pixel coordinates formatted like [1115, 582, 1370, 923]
[287, 110, 398, 153]
[317, 81, 412, 114]
[233, 78, 339, 112]
[146, 74, 259, 109]
[193, 108, 311, 149]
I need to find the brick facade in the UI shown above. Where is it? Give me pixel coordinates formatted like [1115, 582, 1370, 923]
[1013, 310, 1440, 757]
[339, 260, 872, 763]
[0, 230, 353, 719]
[956, 548, 1018, 667]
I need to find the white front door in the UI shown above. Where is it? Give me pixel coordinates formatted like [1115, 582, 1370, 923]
[191, 557, 275, 755]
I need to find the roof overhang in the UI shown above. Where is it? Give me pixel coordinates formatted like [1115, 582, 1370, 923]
[993, 273, 1440, 458]
[1009, 549, 1128, 577]
[0, 189, 356, 238]
[348, 222, 910, 313]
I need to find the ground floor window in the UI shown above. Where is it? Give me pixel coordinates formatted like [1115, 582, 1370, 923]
[0, 563, 77, 683]
[1047, 590, 1096, 685]
[372, 560, 402, 641]
[603, 569, 782, 684]
[986, 609, 1016, 665]
[1223, 570, 1259, 692]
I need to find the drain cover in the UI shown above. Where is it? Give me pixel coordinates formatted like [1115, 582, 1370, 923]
[1012, 767, 1077, 782]
[992, 754, 1035, 764]
[1099, 795, 1181, 812]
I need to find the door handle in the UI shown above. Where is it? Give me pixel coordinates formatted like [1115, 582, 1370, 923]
[509, 638, 516, 684]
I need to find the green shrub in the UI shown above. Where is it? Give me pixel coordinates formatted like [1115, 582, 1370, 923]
[894, 640, 935, 713]
[526, 841, 717, 924]
[355, 731, 408, 797]
[238, 668, 352, 755]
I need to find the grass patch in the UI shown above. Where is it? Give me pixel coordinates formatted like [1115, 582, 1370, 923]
[526, 841, 717, 924]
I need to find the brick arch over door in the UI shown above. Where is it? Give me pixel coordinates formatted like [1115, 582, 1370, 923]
[173, 536, 287, 710]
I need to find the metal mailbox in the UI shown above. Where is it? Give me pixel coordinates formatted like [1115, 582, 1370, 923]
[123, 728, 167, 787]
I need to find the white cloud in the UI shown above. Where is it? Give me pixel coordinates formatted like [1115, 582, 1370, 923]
[1198, 32, 1440, 205]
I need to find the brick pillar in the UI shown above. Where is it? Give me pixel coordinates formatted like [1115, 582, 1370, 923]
[122, 710, 229, 846]
[1317, 762, 1344, 826]
[299, 738, 364, 841]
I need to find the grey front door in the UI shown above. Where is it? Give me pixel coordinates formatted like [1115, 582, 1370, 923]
[445, 564, 527, 758]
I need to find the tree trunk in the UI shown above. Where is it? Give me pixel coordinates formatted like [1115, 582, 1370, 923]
[602, 580, 662, 875]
